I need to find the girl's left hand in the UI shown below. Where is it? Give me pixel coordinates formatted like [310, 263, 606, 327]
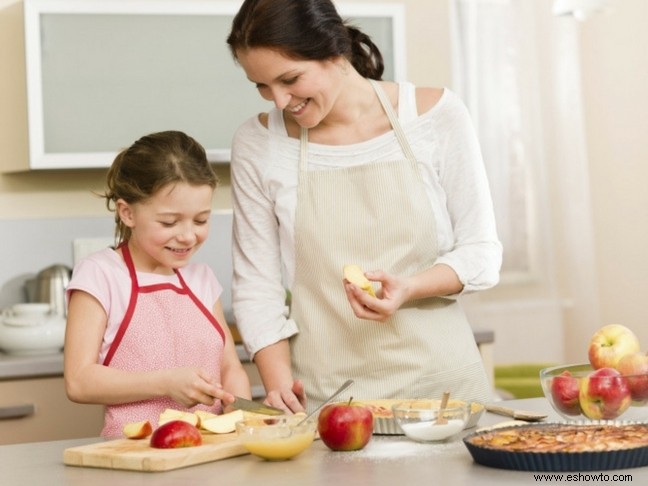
[343, 269, 410, 322]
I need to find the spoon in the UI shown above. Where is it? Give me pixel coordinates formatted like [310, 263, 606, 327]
[297, 379, 354, 426]
[434, 391, 450, 426]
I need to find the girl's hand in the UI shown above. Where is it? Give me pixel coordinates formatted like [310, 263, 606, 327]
[165, 367, 236, 408]
[264, 379, 306, 414]
[343, 269, 410, 322]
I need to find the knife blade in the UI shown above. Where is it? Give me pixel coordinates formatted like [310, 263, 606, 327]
[230, 396, 285, 415]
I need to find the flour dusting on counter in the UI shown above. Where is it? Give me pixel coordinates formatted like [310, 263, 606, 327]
[325, 436, 465, 463]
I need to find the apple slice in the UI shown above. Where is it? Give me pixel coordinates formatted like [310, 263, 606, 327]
[343, 264, 376, 297]
[201, 409, 245, 434]
[195, 409, 220, 423]
[158, 409, 200, 428]
[123, 420, 153, 439]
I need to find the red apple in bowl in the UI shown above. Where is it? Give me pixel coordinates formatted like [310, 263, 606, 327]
[150, 420, 202, 449]
[588, 324, 640, 370]
[617, 352, 648, 402]
[578, 367, 632, 420]
[317, 399, 373, 451]
[550, 370, 582, 416]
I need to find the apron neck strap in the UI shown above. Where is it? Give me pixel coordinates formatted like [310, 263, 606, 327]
[368, 79, 418, 162]
[298, 80, 418, 171]
[299, 127, 309, 172]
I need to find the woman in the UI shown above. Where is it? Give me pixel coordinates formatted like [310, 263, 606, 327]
[227, 0, 502, 413]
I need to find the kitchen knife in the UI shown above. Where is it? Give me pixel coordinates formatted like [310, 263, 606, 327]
[230, 397, 285, 415]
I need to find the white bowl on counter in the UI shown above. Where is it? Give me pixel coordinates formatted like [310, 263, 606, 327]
[0, 304, 65, 355]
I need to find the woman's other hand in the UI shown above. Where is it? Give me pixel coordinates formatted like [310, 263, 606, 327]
[264, 379, 306, 413]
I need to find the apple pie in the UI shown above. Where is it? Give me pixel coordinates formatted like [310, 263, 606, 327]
[467, 422, 648, 453]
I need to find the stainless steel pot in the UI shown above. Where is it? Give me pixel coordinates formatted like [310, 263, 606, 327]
[24, 264, 72, 317]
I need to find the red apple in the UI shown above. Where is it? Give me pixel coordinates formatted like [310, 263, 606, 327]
[616, 352, 648, 402]
[550, 370, 582, 415]
[150, 420, 202, 449]
[317, 399, 373, 451]
[578, 367, 632, 420]
[588, 324, 640, 370]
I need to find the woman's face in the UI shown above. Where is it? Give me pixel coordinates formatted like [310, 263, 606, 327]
[117, 182, 213, 273]
[236, 47, 346, 129]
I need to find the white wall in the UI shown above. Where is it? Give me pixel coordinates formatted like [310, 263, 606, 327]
[2, 0, 648, 365]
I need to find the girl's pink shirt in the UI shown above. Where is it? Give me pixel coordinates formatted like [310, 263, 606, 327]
[66, 247, 223, 362]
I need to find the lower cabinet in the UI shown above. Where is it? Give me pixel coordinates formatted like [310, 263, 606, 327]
[0, 376, 104, 445]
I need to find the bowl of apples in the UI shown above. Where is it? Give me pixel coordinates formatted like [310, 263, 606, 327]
[540, 363, 648, 421]
[540, 324, 648, 421]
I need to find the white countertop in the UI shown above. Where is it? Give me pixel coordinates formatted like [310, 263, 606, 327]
[1, 398, 642, 486]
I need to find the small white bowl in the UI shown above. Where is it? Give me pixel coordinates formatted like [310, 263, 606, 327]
[0, 313, 65, 355]
[392, 402, 470, 442]
[11, 303, 51, 317]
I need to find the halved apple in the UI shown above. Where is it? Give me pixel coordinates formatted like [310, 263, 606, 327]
[158, 408, 200, 428]
[123, 420, 153, 439]
[201, 409, 245, 434]
[343, 264, 376, 297]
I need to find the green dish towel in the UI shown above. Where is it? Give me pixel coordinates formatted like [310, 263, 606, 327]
[494, 363, 557, 399]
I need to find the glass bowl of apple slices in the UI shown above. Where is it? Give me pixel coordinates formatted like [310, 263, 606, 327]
[540, 363, 648, 422]
[235, 415, 317, 461]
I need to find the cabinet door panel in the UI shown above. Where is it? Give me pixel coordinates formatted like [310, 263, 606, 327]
[0, 377, 103, 445]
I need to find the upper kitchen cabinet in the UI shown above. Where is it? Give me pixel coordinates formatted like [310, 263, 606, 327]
[1, 0, 405, 172]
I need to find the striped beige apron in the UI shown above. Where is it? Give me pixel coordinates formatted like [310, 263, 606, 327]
[290, 80, 492, 412]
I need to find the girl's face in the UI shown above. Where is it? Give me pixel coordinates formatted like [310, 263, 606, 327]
[236, 47, 346, 129]
[117, 182, 214, 273]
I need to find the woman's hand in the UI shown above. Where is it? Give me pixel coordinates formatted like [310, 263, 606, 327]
[165, 367, 236, 409]
[343, 269, 409, 322]
[264, 379, 306, 414]
[343, 264, 464, 322]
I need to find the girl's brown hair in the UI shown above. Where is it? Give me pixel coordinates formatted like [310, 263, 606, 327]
[227, 0, 384, 80]
[102, 130, 218, 243]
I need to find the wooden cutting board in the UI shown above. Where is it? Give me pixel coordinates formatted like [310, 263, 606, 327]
[63, 432, 248, 472]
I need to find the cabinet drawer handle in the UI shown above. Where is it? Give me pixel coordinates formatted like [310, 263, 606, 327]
[0, 404, 36, 419]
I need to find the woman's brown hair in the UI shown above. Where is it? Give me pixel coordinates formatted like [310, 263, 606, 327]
[227, 0, 384, 80]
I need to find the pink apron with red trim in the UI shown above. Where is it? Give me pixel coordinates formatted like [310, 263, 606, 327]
[100, 243, 225, 437]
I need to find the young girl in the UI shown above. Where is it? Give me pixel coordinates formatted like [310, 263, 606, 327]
[64, 131, 250, 437]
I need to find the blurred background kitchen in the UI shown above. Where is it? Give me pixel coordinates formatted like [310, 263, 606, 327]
[1, 0, 646, 442]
